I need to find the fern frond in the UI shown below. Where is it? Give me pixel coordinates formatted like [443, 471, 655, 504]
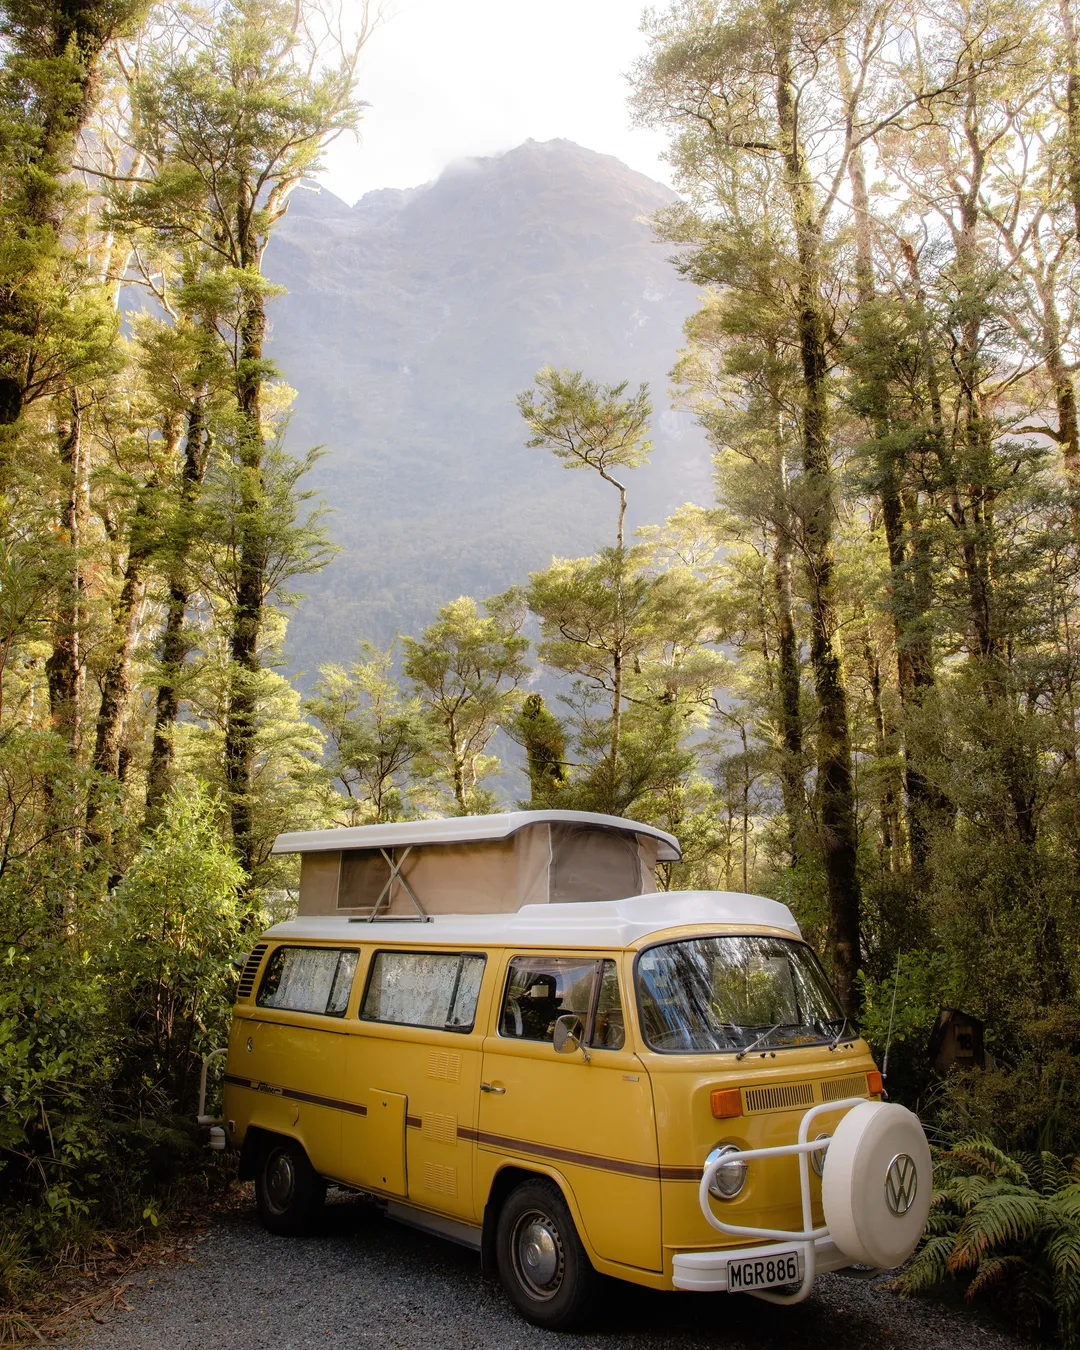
[941, 1173, 992, 1211]
[896, 1234, 957, 1293]
[1045, 1224, 1080, 1281]
[1055, 1184, 1080, 1221]
[966, 1254, 1027, 1299]
[941, 1138, 1029, 1186]
[924, 1207, 963, 1238]
[1040, 1152, 1071, 1196]
[1016, 1150, 1041, 1185]
[1053, 1271, 1080, 1350]
[953, 1188, 1045, 1261]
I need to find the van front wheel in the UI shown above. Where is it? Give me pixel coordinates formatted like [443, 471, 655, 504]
[495, 1178, 596, 1330]
[254, 1137, 326, 1236]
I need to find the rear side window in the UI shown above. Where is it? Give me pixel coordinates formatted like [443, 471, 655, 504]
[361, 951, 486, 1031]
[500, 956, 625, 1049]
[257, 946, 359, 1016]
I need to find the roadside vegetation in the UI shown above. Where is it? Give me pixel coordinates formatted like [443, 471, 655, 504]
[2, 0, 1080, 1343]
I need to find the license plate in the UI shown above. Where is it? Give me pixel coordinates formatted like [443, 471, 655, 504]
[727, 1249, 802, 1291]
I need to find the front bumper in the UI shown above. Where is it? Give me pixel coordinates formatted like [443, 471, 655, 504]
[683, 1095, 869, 1303]
[672, 1236, 856, 1292]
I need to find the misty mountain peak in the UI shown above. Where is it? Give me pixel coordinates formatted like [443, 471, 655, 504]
[266, 142, 708, 671]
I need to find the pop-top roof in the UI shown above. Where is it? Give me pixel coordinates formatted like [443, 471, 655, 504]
[272, 809, 682, 862]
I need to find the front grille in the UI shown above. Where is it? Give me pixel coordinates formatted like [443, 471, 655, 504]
[235, 943, 268, 1001]
[820, 1073, 868, 1102]
[743, 1081, 816, 1113]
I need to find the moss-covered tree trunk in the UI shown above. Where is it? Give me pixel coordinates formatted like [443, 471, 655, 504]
[773, 494, 804, 866]
[224, 177, 267, 878]
[776, 38, 862, 1013]
[87, 481, 160, 835]
[145, 393, 211, 827]
[45, 397, 87, 749]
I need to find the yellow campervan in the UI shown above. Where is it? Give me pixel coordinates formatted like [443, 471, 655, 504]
[214, 810, 931, 1330]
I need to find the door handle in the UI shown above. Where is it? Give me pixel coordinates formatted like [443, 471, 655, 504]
[480, 1082, 506, 1094]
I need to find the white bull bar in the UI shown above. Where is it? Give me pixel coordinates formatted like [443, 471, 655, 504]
[673, 1095, 870, 1304]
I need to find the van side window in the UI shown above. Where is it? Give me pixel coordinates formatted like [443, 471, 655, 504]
[257, 947, 359, 1016]
[361, 952, 485, 1031]
[500, 957, 625, 1049]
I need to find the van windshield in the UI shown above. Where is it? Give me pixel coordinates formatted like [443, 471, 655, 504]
[636, 935, 845, 1054]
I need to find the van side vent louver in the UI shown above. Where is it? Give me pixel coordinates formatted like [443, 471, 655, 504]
[235, 944, 268, 1001]
[819, 1074, 868, 1103]
[743, 1081, 816, 1113]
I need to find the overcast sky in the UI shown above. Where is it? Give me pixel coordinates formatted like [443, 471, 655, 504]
[317, 0, 673, 204]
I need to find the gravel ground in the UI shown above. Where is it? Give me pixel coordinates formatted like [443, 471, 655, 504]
[73, 1194, 1030, 1350]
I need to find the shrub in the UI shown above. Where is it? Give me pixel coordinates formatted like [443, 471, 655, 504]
[899, 1138, 1080, 1346]
[109, 782, 246, 1115]
[0, 780, 247, 1299]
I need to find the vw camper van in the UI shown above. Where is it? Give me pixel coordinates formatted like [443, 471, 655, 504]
[215, 810, 931, 1330]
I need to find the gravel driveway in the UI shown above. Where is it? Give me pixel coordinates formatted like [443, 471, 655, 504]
[74, 1194, 1029, 1350]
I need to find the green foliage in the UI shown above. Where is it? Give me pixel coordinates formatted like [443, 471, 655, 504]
[110, 783, 245, 1111]
[308, 642, 429, 823]
[512, 693, 569, 806]
[517, 366, 652, 477]
[517, 366, 652, 546]
[0, 777, 248, 1298]
[899, 1139, 1080, 1346]
[402, 593, 529, 815]
[525, 543, 722, 818]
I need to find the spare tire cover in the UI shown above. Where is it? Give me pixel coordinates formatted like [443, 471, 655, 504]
[820, 1101, 932, 1268]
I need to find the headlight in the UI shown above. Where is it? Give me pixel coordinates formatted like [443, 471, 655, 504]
[706, 1143, 747, 1199]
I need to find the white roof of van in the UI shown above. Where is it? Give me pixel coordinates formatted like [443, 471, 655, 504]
[272, 810, 682, 862]
[264, 891, 800, 947]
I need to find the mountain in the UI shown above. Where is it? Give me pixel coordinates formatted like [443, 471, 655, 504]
[263, 139, 712, 676]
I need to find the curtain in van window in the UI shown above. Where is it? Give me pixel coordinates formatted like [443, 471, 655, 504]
[361, 952, 485, 1029]
[257, 947, 358, 1016]
[548, 824, 642, 903]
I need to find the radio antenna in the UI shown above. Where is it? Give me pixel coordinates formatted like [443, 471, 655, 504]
[882, 953, 902, 1080]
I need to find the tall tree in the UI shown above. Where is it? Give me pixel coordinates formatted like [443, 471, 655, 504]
[128, 0, 372, 872]
[402, 594, 529, 815]
[517, 366, 652, 549]
[308, 643, 428, 824]
[634, 0, 892, 1009]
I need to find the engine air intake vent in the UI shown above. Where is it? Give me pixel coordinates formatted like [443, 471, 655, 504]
[235, 944, 268, 1001]
[743, 1081, 816, 1114]
[820, 1074, 869, 1103]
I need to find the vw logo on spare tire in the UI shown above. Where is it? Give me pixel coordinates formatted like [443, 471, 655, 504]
[820, 1101, 933, 1269]
[884, 1153, 917, 1216]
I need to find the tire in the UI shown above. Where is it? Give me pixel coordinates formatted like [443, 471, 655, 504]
[254, 1136, 326, 1236]
[495, 1177, 596, 1330]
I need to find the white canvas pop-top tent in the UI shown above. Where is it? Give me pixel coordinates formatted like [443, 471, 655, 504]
[272, 810, 682, 920]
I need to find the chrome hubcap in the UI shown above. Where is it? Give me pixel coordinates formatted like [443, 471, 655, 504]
[266, 1151, 295, 1211]
[511, 1210, 564, 1300]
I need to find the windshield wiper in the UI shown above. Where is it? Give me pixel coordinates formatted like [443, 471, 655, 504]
[828, 1017, 854, 1051]
[735, 1021, 784, 1060]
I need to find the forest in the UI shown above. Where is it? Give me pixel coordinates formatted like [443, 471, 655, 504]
[2, 0, 1080, 1340]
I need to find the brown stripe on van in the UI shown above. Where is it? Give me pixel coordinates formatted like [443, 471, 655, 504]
[659, 1164, 707, 1181]
[406, 1114, 422, 1129]
[464, 1127, 661, 1180]
[223, 1075, 367, 1116]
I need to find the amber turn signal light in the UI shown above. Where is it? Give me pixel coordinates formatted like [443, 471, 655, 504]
[867, 1070, 884, 1096]
[711, 1088, 742, 1119]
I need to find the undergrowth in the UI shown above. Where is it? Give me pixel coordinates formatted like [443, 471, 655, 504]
[899, 1137, 1080, 1346]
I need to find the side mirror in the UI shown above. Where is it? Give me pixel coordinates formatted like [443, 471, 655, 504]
[553, 1014, 583, 1055]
